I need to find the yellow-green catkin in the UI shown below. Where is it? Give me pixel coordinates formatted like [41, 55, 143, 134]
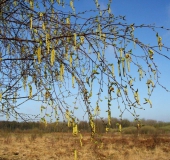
[97, 52, 100, 60]
[30, 17, 33, 29]
[6, 113, 9, 121]
[90, 115, 95, 137]
[70, 0, 75, 12]
[65, 110, 71, 127]
[42, 22, 46, 30]
[119, 48, 123, 57]
[80, 36, 84, 44]
[98, 24, 101, 38]
[60, 63, 64, 81]
[74, 149, 77, 160]
[106, 126, 109, 133]
[72, 74, 75, 88]
[23, 76, 27, 91]
[13, 92, 17, 103]
[66, 17, 70, 28]
[39, 12, 43, 19]
[57, 0, 60, 4]
[65, 45, 68, 60]
[73, 124, 78, 135]
[119, 124, 122, 132]
[37, 47, 41, 64]
[94, 105, 100, 116]
[112, 64, 114, 76]
[51, 49, 55, 66]
[70, 54, 72, 67]
[45, 90, 50, 101]
[0, 52, 2, 61]
[28, 84, 32, 98]
[0, 93, 2, 101]
[13, 0, 17, 6]
[30, 0, 34, 9]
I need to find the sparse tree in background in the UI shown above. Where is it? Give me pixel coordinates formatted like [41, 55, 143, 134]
[0, 0, 170, 136]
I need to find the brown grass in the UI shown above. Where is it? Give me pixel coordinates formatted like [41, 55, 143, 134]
[0, 132, 170, 160]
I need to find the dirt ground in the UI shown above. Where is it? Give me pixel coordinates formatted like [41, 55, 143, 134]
[0, 132, 170, 160]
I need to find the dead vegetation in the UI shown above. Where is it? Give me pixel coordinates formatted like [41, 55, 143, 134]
[0, 132, 170, 160]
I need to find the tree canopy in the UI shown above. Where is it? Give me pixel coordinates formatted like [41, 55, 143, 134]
[0, 0, 170, 134]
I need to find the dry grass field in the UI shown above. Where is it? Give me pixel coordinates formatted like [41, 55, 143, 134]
[0, 132, 170, 160]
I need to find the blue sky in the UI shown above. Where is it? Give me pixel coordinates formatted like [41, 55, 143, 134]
[1, 0, 170, 122]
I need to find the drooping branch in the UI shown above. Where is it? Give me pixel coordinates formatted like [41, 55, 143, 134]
[0, 0, 169, 135]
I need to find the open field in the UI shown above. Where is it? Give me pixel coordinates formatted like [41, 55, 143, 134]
[0, 132, 170, 160]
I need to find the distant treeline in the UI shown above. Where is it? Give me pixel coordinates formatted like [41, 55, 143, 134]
[0, 118, 170, 133]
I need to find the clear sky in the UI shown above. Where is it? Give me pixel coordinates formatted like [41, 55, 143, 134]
[1, 0, 170, 122]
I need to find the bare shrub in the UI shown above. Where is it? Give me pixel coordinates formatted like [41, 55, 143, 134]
[140, 126, 156, 135]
